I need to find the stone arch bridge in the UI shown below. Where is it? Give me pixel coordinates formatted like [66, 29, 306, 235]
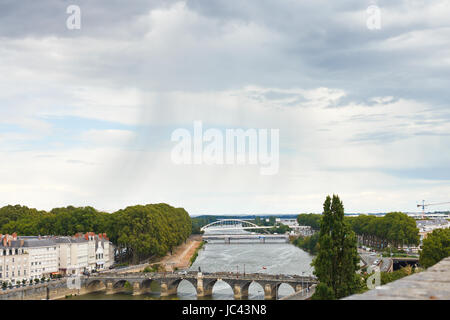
[82, 272, 317, 300]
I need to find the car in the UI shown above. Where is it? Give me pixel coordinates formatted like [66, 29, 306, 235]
[370, 252, 376, 256]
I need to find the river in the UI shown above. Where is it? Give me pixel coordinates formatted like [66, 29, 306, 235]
[66, 240, 314, 300]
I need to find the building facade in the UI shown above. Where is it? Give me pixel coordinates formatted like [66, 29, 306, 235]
[0, 232, 114, 285]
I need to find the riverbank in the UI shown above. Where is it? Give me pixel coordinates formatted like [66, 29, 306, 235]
[110, 235, 203, 273]
[163, 235, 203, 271]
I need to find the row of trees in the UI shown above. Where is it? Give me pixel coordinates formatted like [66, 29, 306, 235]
[296, 213, 322, 230]
[346, 212, 420, 249]
[292, 233, 319, 255]
[0, 203, 192, 264]
[419, 228, 450, 268]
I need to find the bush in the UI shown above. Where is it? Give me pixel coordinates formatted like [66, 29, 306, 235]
[420, 228, 450, 268]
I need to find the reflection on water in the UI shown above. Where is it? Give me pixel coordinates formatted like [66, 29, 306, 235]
[66, 241, 314, 300]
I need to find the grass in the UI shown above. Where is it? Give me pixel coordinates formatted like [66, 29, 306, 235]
[189, 241, 205, 266]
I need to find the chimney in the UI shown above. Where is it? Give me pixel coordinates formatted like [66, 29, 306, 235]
[2, 237, 6, 247]
[84, 233, 89, 240]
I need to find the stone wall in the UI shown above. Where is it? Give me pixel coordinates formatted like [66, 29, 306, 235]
[344, 257, 450, 300]
[0, 279, 84, 300]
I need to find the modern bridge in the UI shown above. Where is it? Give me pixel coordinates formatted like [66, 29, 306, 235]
[82, 271, 317, 300]
[202, 234, 289, 243]
[200, 219, 273, 232]
[200, 219, 289, 243]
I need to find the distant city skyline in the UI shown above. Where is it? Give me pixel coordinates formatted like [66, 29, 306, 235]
[1, 1, 450, 214]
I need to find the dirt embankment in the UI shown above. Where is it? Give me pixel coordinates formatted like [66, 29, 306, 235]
[113, 235, 203, 273]
[162, 235, 203, 271]
[112, 235, 203, 273]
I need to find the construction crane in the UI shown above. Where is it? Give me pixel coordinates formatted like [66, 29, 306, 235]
[417, 200, 450, 218]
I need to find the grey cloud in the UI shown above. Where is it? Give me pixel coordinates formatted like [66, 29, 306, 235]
[2, 0, 449, 107]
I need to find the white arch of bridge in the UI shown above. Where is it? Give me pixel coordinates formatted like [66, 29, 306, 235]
[200, 219, 272, 233]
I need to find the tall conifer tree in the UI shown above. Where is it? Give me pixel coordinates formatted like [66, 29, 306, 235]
[312, 195, 360, 299]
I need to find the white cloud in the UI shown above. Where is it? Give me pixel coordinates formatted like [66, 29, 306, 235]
[1, 1, 449, 214]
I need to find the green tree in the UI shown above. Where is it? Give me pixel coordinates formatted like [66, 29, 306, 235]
[311, 282, 335, 300]
[297, 213, 322, 230]
[311, 195, 359, 299]
[419, 228, 450, 268]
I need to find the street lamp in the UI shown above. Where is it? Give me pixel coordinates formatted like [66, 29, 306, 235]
[301, 272, 305, 296]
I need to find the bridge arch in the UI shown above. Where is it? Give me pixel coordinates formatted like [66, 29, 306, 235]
[200, 219, 271, 233]
[276, 283, 296, 298]
[86, 279, 107, 293]
[176, 279, 197, 297]
[211, 279, 233, 298]
[140, 279, 161, 294]
[248, 281, 265, 299]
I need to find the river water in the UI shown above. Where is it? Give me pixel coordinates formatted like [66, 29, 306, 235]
[66, 240, 314, 300]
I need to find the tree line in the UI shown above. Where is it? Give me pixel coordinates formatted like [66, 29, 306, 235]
[346, 212, 420, 249]
[0, 203, 192, 264]
[296, 213, 322, 230]
[292, 232, 319, 255]
[297, 212, 420, 249]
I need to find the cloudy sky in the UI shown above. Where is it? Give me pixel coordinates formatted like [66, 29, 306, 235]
[1, 0, 450, 214]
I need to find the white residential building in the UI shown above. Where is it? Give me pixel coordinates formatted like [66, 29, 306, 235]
[20, 237, 59, 280]
[55, 236, 89, 276]
[0, 232, 115, 285]
[0, 234, 31, 285]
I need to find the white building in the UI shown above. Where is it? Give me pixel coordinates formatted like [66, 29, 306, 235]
[0, 234, 31, 285]
[0, 232, 115, 285]
[19, 236, 59, 280]
[56, 232, 114, 274]
[55, 236, 89, 276]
